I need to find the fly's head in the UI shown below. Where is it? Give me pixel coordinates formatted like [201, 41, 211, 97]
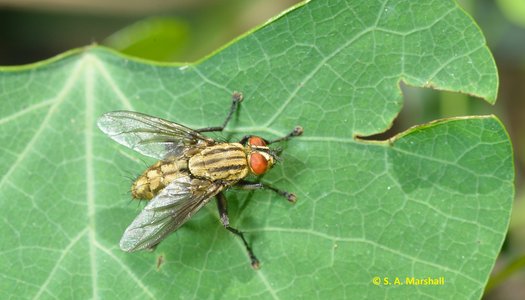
[245, 136, 277, 176]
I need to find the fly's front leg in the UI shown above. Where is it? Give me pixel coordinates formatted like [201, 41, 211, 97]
[235, 180, 297, 203]
[239, 125, 303, 145]
[197, 92, 243, 133]
[216, 192, 260, 269]
[267, 125, 303, 144]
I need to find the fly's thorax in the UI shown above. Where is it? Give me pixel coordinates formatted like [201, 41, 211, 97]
[131, 158, 188, 200]
[188, 143, 249, 182]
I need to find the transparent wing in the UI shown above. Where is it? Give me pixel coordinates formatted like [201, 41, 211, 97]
[120, 175, 224, 252]
[97, 111, 214, 160]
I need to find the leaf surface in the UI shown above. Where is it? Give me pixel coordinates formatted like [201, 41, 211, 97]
[0, 0, 511, 299]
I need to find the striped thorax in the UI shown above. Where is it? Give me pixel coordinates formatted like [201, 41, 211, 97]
[189, 143, 249, 181]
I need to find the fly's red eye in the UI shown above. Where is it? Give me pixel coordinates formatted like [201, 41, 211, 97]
[249, 152, 268, 175]
[248, 136, 266, 147]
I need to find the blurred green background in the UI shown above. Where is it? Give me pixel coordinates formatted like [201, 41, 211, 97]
[0, 0, 523, 298]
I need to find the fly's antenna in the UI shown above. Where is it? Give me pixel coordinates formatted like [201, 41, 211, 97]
[257, 147, 283, 162]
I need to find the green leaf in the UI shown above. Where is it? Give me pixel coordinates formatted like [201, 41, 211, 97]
[104, 17, 191, 62]
[0, 0, 511, 299]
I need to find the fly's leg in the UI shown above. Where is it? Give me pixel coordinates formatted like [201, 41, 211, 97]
[239, 125, 303, 145]
[267, 126, 303, 144]
[197, 92, 243, 133]
[234, 180, 297, 203]
[216, 192, 260, 269]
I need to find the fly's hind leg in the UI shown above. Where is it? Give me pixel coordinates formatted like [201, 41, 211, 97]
[235, 180, 297, 203]
[197, 92, 243, 133]
[216, 192, 260, 269]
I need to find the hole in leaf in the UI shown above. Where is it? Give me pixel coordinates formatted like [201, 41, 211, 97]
[358, 83, 495, 141]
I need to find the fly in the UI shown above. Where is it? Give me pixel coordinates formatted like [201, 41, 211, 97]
[97, 92, 303, 268]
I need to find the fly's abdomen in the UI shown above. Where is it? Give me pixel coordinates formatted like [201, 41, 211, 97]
[188, 143, 249, 182]
[132, 158, 188, 199]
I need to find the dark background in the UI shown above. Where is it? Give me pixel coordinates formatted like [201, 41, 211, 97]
[0, 0, 523, 298]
